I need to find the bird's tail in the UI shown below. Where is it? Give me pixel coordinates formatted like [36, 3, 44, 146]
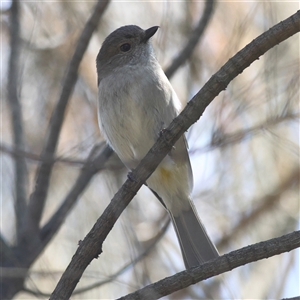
[170, 203, 219, 269]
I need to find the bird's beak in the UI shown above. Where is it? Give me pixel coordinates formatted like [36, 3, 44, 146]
[143, 26, 159, 43]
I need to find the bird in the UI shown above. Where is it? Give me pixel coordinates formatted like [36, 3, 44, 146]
[96, 25, 219, 269]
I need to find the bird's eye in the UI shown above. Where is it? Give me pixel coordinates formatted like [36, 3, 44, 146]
[120, 43, 131, 52]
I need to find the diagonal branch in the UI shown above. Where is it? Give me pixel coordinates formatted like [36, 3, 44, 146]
[50, 10, 300, 300]
[25, 0, 110, 237]
[7, 0, 28, 243]
[207, 112, 300, 151]
[218, 168, 299, 249]
[118, 231, 300, 300]
[24, 218, 170, 297]
[165, 0, 215, 79]
[39, 144, 113, 249]
[72, 218, 170, 295]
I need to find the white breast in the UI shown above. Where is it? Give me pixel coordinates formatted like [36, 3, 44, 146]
[98, 61, 181, 169]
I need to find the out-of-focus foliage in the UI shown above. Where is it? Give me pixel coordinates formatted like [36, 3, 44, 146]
[1, 1, 299, 299]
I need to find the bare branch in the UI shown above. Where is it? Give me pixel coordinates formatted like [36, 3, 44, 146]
[165, 0, 215, 79]
[0, 235, 14, 264]
[0, 143, 86, 166]
[25, 218, 170, 297]
[2, 111, 297, 166]
[73, 217, 170, 295]
[25, 0, 110, 237]
[49, 10, 300, 300]
[118, 231, 300, 300]
[188, 112, 299, 154]
[218, 168, 299, 249]
[40, 144, 113, 247]
[7, 0, 28, 243]
[0, 234, 25, 298]
[207, 112, 300, 151]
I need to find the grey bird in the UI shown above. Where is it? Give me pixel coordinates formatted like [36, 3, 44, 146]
[96, 25, 219, 269]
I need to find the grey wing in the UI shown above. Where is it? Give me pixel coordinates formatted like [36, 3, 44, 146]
[170, 135, 193, 192]
[137, 66, 193, 190]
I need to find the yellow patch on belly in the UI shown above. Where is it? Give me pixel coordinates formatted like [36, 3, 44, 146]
[159, 167, 173, 184]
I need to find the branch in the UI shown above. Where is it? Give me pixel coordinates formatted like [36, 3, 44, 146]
[0, 235, 14, 264]
[218, 168, 299, 248]
[207, 112, 300, 152]
[72, 218, 170, 295]
[39, 144, 113, 248]
[118, 231, 300, 300]
[2, 111, 297, 165]
[7, 0, 28, 243]
[50, 11, 300, 300]
[165, 0, 215, 78]
[25, 218, 170, 297]
[25, 0, 110, 236]
[0, 143, 86, 166]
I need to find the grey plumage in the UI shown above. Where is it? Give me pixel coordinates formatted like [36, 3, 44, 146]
[97, 25, 219, 268]
[171, 205, 219, 268]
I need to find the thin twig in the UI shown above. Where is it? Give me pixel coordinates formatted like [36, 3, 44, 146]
[49, 10, 300, 300]
[217, 168, 299, 249]
[165, 0, 215, 79]
[0, 143, 86, 166]
[193, 112, 300, 154]
[7, 0, 28, 243]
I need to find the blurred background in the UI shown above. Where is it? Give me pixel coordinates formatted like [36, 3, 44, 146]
[1, 1, 299, 299]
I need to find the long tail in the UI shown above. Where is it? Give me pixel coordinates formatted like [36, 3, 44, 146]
[170, 203, 219, 269]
